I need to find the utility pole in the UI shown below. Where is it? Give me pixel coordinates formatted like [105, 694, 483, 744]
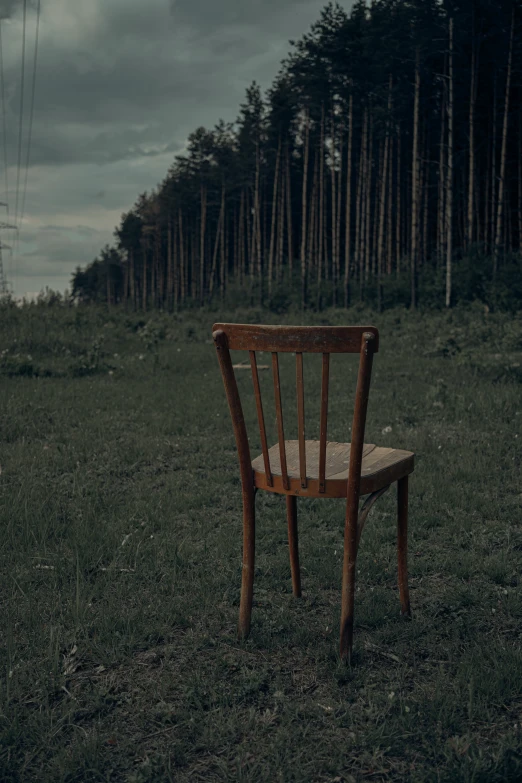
[0, 242, 13, 296]
[0, 202, 17, 297]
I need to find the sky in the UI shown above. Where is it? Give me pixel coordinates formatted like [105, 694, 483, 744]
[0, 0, 353, 298]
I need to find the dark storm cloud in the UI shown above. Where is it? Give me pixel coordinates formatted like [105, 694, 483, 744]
[40, 224, 100, 237]
[26, 123, 183, 167]
[2, 1, 201, 167]
[0, 0, 22, 19]
[168, 0, 318, 31]
[0, 0, 39, 20]
[2, 0, 352, 297]
[3, 0, 325, 169]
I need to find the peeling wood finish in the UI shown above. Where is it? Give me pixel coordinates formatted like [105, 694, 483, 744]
[212, 323, 413, 663]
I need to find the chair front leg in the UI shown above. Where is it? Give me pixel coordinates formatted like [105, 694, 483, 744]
[340, 504, 358, 663]
[397, 476, 411, 617]
[238, 485, 256, 639]
[286, 494, 302, 597]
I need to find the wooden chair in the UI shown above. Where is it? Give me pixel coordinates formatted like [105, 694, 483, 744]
[213, 323, 414, 661]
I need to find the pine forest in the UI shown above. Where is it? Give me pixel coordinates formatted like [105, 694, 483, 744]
[72, 0, 522, 312]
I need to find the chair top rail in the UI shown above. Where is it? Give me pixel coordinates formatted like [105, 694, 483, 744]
[212, 323, 379, 354]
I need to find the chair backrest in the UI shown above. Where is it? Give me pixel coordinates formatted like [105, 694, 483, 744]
[212, 323, 379, 503]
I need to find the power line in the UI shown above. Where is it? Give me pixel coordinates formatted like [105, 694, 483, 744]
[19, 0, 41, 232]
[14, 0, 27, 233]
[0, 1, 41, 297]
[0, 21, 14, 286]
[0, 22, 9, 226]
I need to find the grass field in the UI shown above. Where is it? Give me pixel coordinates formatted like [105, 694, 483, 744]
[0, 302, 521, 782]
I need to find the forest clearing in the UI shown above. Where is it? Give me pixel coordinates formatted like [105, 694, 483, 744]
[0, 302, 521, 782]
[1, 0, 522, 780]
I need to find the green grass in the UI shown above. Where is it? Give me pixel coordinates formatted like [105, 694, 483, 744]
[0, 301, 521, 782]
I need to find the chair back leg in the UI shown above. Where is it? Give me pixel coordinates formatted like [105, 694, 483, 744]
[238, 486, 256, 639]
[286, 495, 302, 597]
[397, 476, 411, 617]
[340, 501, 359, 662]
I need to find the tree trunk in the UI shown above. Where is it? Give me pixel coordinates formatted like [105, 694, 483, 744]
[129, 249, 135, 310]
[208, 185, 225, 300]
[506, 182, 512, 251]
[374, 138, 383, 279]
[246, 187, 253, 283]
[437, 69, 446, 267]
[300, 108, 310, 308]
[411, 45, 420, 308]
[179, 209, 185, 306]
[518, 109, 522, 250]
[308, 148, 318, 294]
[285, 144, 293, 278]
[253, 142, 261, 294]
[166, 219, 172, 311]
[396, 127, 401, 276]
[336, 120, 343, 306]
[344, 90, 353, 307]
[355, 107, 366, 294]
[220, 193, 226, 300]
[172, 215, 178, 312]
[467, 9, 477, 248]
[238, 190, 245, 288]
[199, 184, 207, 305]
[364, 107, 373, 285]
[490, 71, 497, 257]
[445, 17, 454, 308]
[330, 112, 337, 305]
[122, 260, 128, 308]
[494, 8, 514, 273]
[191, 222, 197, 301]
[159, 224, 166, 307]
[421, 125, 429, 266]
[276, 152, 285, 282]
[142, 243, 147, 312]
[232, 203, 238, 280]
[317, 105, 325, 308]
[150, 236, 156, 309]
[377, 75, 392, 312]
[268, 136, 281, 296]
[387, 134, 393, 276]
[106, 264, 111, 309]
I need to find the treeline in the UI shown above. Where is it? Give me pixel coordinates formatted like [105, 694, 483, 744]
[72, 0, 522, 311]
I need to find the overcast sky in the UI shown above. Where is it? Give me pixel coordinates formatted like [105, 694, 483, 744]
[0, 0, 352, 298]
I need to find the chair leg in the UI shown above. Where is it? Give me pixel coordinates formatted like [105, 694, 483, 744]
[340, 505, 358, 663]
[286, 495, 301, 597]
[397, 476, 411, 617]
[238, 487, 256, 640]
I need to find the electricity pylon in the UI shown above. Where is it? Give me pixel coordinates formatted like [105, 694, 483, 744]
[0, 242, 13, 296]
[0, 202, 16, 297]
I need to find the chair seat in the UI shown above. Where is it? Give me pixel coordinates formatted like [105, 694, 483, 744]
[252, 440, 414, 497]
